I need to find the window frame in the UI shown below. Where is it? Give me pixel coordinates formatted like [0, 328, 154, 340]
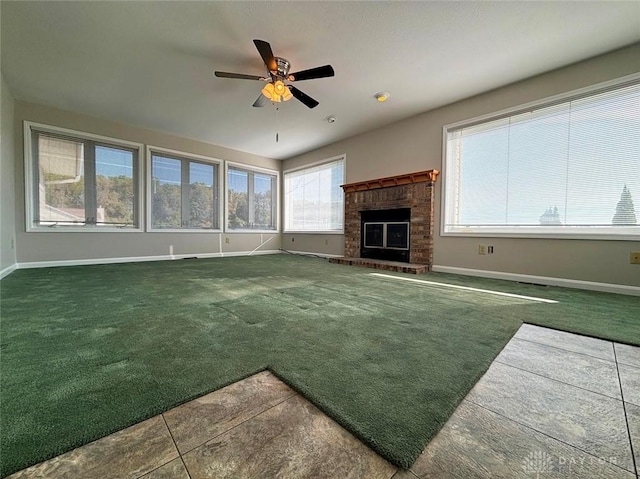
[283, 155, 346, 234]
[441, 73, 640, 241]
[224, 161, 279, 233]
[23, 121, 144, 233]
[146, 146, 223, 233]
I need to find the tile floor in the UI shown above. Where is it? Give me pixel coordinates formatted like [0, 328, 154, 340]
[7, 324, 640, 479]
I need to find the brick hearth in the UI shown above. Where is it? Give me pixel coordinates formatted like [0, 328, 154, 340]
[330, 170, 439, 273]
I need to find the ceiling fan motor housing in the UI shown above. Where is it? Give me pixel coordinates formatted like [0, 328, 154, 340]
[273, 57, 290, 80]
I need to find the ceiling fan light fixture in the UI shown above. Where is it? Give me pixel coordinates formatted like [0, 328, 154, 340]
[375, 91, 390, 102]
[261, 82, 274, 99]
[262, 81, 293, 102]
[281, 86, 293, 102]
[274, 80, 286, 96]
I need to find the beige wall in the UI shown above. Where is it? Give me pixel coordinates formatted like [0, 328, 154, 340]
[1, 74, 17, 273]
[281, 233, 344, 257]
[13, 101, 281, 264]
[283, 44, 640, 286]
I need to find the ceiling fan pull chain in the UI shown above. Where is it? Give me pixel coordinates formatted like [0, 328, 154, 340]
[276, 104, 279, 143]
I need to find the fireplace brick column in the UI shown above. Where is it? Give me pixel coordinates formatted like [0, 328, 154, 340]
[341, 170, 439, 265]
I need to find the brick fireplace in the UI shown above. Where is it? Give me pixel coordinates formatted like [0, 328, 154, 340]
[331, 170, 439, 272]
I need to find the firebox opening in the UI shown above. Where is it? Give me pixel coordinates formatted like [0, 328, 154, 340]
[360, 208, 410, 262]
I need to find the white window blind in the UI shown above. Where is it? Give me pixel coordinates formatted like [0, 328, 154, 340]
[443, 80, 640, 238]
[284, 158, 345, 232]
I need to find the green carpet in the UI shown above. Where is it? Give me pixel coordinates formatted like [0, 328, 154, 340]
[0, 255, 638, 476]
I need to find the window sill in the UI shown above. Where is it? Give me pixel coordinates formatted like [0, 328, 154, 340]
[442, 227, 640, 241]
[225, 229, 278, 234]
[27, 226, 143, 233]
[148, 228, 223, 233]
[283, 230, 345, 235]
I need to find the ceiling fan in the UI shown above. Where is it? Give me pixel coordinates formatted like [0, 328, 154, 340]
[214, 39, 334, 109]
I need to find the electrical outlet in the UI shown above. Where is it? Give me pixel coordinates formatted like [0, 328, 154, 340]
[291, 237, 295, 242]
[487, 245, 494, 254]
[631, 252, 640, 264]
[478, 244, 487, 255]
[225, 237, 230, 244]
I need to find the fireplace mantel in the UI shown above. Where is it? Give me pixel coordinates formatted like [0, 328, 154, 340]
[341, 170, 439, 193]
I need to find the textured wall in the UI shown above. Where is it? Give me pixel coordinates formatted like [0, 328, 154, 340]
[1, 74, 16, 274]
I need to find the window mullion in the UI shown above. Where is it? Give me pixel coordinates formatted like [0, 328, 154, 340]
[181, 160, 190, 228]
[248, 172, 255, 227]
[32, 132, 41, 225]
[212, 166, 219, 229]
[84, 141, 97, 225]
[132, 150, 139, 228]
[271, 175, 277, 229]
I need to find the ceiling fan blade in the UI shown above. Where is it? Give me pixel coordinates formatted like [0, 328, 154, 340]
[288, 65, 335, 82]
[215, 71, 266, 81]
[252, 94, 268, 108]
[253, 39, 277, 72]
[289, 86, 319, 109]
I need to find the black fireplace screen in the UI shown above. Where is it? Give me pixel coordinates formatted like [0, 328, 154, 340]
[363, 223, 384, 247]
[364, 222, 409, 250]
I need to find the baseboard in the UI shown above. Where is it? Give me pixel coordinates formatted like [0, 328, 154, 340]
[219, 250, 281, 258]
[280, 249, 343, 259]
[0, 263, 17, 279]
[431, 265, 640, 296]
[16, 250, 281, 270]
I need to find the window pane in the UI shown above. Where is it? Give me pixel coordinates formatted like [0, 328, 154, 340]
[253, 172, 275, 230]
[38, 135, 86, 225]
[189, 162, 216, 229]
[445, 81, 640, 236]
[451, 123, 509, 226]
[227, 167, 277, 231]
[505, 106, 570, 225]
[95, 145, 134, 226]
[284, 159, 344, 232]
[151, 156, 182, 228]
[330, 162, 344, 229]
[227, 168, 249, 229]
[566, 86, 640, 225]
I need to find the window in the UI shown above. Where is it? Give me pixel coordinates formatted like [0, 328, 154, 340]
[25, 122, 142, 231]
[443, 78, 640, 239]
[149, 148, 221, 230]
[284, 156, 345, 232]
[226, 164, 277, 231]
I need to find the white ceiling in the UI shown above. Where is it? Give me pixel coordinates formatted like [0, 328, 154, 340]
[2, 1, 639, 160]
